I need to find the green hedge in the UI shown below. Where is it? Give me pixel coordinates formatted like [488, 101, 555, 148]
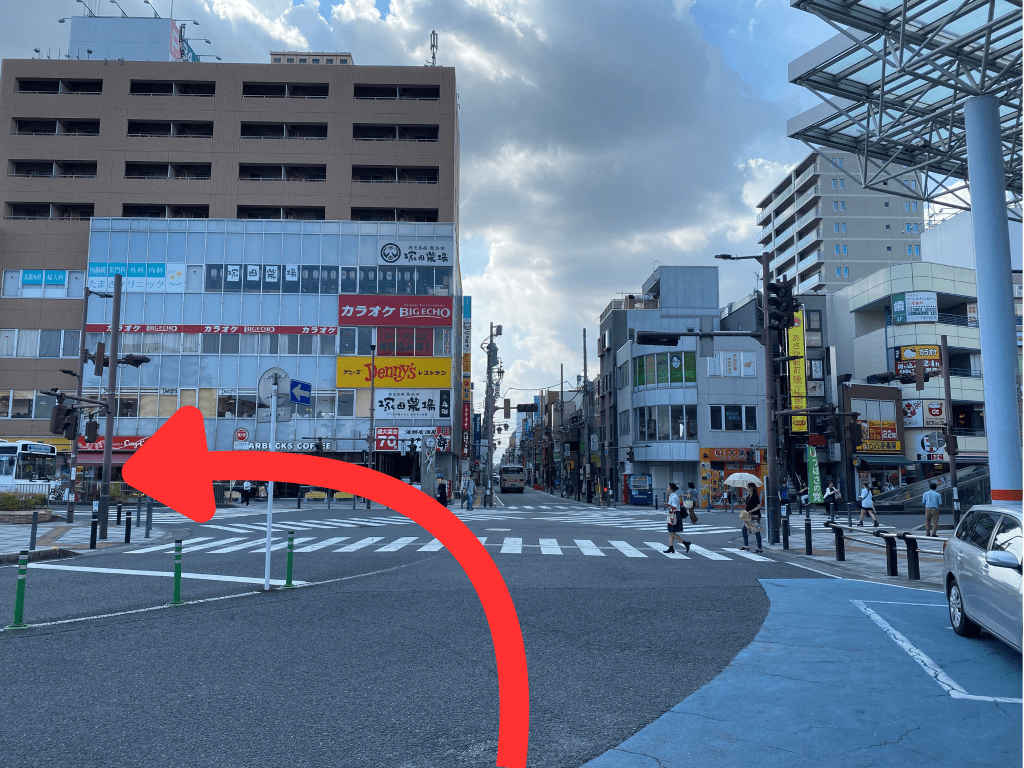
[0, 493, 47, 511]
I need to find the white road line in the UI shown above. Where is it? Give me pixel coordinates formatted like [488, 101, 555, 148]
[335, 537, 384, 552]
[418, 538, 444, 551]
[305, 520, 358, 528]
[27, 563, 305, 586]
[477, 536, 487, 545]
[687, 544, 731, 561]
[321, 519, 358, 527]
[500, 537, 523, 554]
[130, 537, 213, 554]
[294, 537, 350, 552]
[376, 537, 418, 552]
[609, 540, 647, 558]
[644, 542, 690, 559]
[209, 538, 277, 553]
[574, 540, 605, 556]
[183, 538, 247, 553]
[271, 522, 322, 530]
[523, 506, 535, 509]
[538, 506, 551, 509]
[851, 599, 1023, 705]
[200, 525, 253, 533]
[539, 538, 562, 555]
[722, 548, 775, 562]
[228, 523, 266, 531]
[267, 537, 316, 551]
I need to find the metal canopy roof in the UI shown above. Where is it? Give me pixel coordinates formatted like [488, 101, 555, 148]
[787, 0, 1022, 214]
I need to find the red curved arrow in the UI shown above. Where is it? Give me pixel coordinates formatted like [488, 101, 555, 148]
[122, 406, 529, 768]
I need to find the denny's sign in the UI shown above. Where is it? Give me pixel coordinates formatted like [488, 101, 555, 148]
[336, 356, 452, 389]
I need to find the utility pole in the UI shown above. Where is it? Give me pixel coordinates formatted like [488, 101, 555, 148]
[97, 273, 122, 540]
[583, 327, 591, 504]
[483, 323, 500, 507]
[941, 335, 961, 525]
[368, 341, 377, 477]
[761, 254, 781, 544]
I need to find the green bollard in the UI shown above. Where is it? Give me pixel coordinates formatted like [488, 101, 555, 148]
[167, 540, 185, 606]
[281, 530, 297, 589]
[5, 550, 30, 630]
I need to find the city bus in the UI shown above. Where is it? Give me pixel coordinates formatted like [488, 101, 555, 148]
[499, 465, 526, 493]
[0, 440, 61, 495]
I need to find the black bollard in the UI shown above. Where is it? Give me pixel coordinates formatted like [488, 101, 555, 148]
[144, 499, 153, 539]
[881, 533, 899, 577]
[904, 535, 920, 581]
[89, 509, 99, 550]
[832, 524, 846, 561]
[124, 512, 132, 544]
[782, 515, 790, 550]
[804, 514, 813, 555]
[136, 497, 142, 526]
[29, 510, 39, 552]
[116, 502, 122, 525]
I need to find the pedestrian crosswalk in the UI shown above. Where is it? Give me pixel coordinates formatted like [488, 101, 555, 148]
[128, 534, 777, 562]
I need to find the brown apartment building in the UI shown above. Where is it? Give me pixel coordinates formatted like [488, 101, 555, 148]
[0, 53, 465, 488]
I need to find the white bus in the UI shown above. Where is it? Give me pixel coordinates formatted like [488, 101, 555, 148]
[499, 465, 526, 493]
[0, 440, 60, 494]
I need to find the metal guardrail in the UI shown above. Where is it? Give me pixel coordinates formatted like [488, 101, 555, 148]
[825, 523, 946, 581]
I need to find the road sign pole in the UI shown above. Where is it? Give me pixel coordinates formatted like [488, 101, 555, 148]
[264, 377, 278, 592]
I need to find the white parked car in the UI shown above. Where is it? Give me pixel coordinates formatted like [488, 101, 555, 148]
[943, 504, 1022, 652]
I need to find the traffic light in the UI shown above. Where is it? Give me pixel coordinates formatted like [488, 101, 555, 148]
[945, 433, 958, 456]
[767, 282, 796, 329]
[848, 421, 864, 447]
[503, 398, 511, 419]
[121, 354, 151, 368]
[627, 448, 635, 462]
[827, 417, 840, 443]
[93, 342, 107, 376]
[84, 417, 99, 443]
[49, 403, 70, 435]
[915, 359, 926, 391]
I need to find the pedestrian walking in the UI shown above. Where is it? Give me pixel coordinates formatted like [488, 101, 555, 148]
[242, 480, 252, 506]
[663, 482, 690, 554]
[740, 482, 763, 553]
[922, 481, 942, 537]
[464, 475, 476, 512]
[436, 478, 449, 507]
[822, 481, 840, 523]
[858, 483, 880, 527]
[683, 481, 699, 519]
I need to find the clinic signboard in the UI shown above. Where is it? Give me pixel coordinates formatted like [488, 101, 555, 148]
[892, 291, 938, 324]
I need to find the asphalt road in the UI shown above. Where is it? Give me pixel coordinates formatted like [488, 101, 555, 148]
[0, 488, 814, 767]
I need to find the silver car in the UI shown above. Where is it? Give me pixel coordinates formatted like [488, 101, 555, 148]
[943, 504, 1022, 652]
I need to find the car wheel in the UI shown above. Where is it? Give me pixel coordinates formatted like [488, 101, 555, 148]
[948, 580, 981, 638]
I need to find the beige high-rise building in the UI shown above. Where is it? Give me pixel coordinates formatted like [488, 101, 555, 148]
[756, 151, 923, 293]
[0, 47, 464, 489]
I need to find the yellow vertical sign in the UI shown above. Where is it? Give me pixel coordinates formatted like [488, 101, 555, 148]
[788, 311, 807, 432]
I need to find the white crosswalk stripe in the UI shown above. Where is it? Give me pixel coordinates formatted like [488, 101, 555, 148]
[266, 537, 316, 551]
[722, 548, 775, 562]
[500, 537, 523, 554]
[209, 538, 278, 553]
[376, 537, 418, 552]
[418, 538, 444, 551]
[575, 539, 605, 556]
[183, 537, 247, 553]
[539, 538, 562, 555]
[609, 540, 647, 558]
[130, 537, 214, 554]
[295, 537, 350, 552]
[644, 542, 690, 559]
[335, 537, 384, 552]
[687, 544, 731, 561]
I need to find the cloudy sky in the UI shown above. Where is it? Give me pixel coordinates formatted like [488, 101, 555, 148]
[1, 0, 836, 417]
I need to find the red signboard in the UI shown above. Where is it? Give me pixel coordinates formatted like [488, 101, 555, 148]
[77, 435, 149, 451]
[338, 296, 454, 327]
[86, 324, 336, 335]
[375, 427, 399, 452]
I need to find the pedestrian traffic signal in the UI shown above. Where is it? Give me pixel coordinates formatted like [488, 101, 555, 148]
[827, 417, 840, 443]
[49, 403, 70, 435]
[503, 398, 511, 419]
[84, 417, 99, 443]
[93, 341, 107, 377]
[945, 433, 958, 456]
[767, 282, 796, 329]
[848, 421, 864, 447]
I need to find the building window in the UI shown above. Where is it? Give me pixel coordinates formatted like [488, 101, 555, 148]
[915, 245, 920, 255]
[326, 58, 333, 64]
[832, 179, 837, 189]
[836, 267, 841, 277]
[839, 179, 845, 189]
[913, 201, 918, 211]
[844, 267, 849, 277]
[273, 57, 281, 63]
[910, 180, 916, 190]
[884, 201, 889, 207]
[905, 201, 910, 211]
[908, 246, 914, 256]
[312, 58, 320, 64]
[906, 223, 913, 233]
[832, 201, 838, 211]
[835, 245, 841, 255]
[710, 405, 757, 431]
[887, 246, 892, 251]
[841, 222, 847, 234]
[299, 58, 307, 64]
[834, 223, 839, 233]
[836, 158, 843, 167]
[843, 245, 848, 255]
[885, 223, 890, 229]
[286, 58, 294, 63]
[839, 201, 846, 211]
[707, 351, 756, 377]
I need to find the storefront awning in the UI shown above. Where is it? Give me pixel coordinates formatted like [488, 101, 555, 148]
[77, 452, 132, 466]
[853, 454, 915, 466]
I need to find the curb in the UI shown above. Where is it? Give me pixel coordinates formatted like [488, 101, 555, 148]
[766, 546, 945, 590]
[0, 547, 79, 565]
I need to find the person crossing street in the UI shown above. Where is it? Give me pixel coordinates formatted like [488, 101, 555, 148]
[663, 483, 691, 554]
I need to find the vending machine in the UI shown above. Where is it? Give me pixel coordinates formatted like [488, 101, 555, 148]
[628, 473, 653, 506]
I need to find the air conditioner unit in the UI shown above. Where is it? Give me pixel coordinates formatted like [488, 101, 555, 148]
[634, 303, 644, 309]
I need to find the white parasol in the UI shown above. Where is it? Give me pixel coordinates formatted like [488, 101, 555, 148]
[724, 472, 762, 488]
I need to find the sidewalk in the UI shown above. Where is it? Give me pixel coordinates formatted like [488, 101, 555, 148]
[0, 518, 167, 559]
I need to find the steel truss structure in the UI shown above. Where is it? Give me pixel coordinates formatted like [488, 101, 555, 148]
[787, 0, 1022, 219]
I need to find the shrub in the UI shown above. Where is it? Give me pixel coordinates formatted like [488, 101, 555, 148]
[0, 493, 21, 511]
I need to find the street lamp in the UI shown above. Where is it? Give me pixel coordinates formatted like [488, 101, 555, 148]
[76, 0, 97, 16]
[109, 1, 128, 17]
[143, 0, 161, 18]
[195, 55, 222, 61]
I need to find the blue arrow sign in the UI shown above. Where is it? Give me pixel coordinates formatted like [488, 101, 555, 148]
[289, 379, 311, 405]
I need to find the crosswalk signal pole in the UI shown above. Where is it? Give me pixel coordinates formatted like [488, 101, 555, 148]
[263, 374, 278, 592]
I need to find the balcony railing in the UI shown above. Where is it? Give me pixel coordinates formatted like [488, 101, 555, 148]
[797, 271, 823, 292]
[599, 297, 659, 322]
[797, 249, 822, 273]
[756, 207, 772, 225]
[796, 206, 821, 229]
[795, 184, 821, 209]
[796, 227, 823, 253]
